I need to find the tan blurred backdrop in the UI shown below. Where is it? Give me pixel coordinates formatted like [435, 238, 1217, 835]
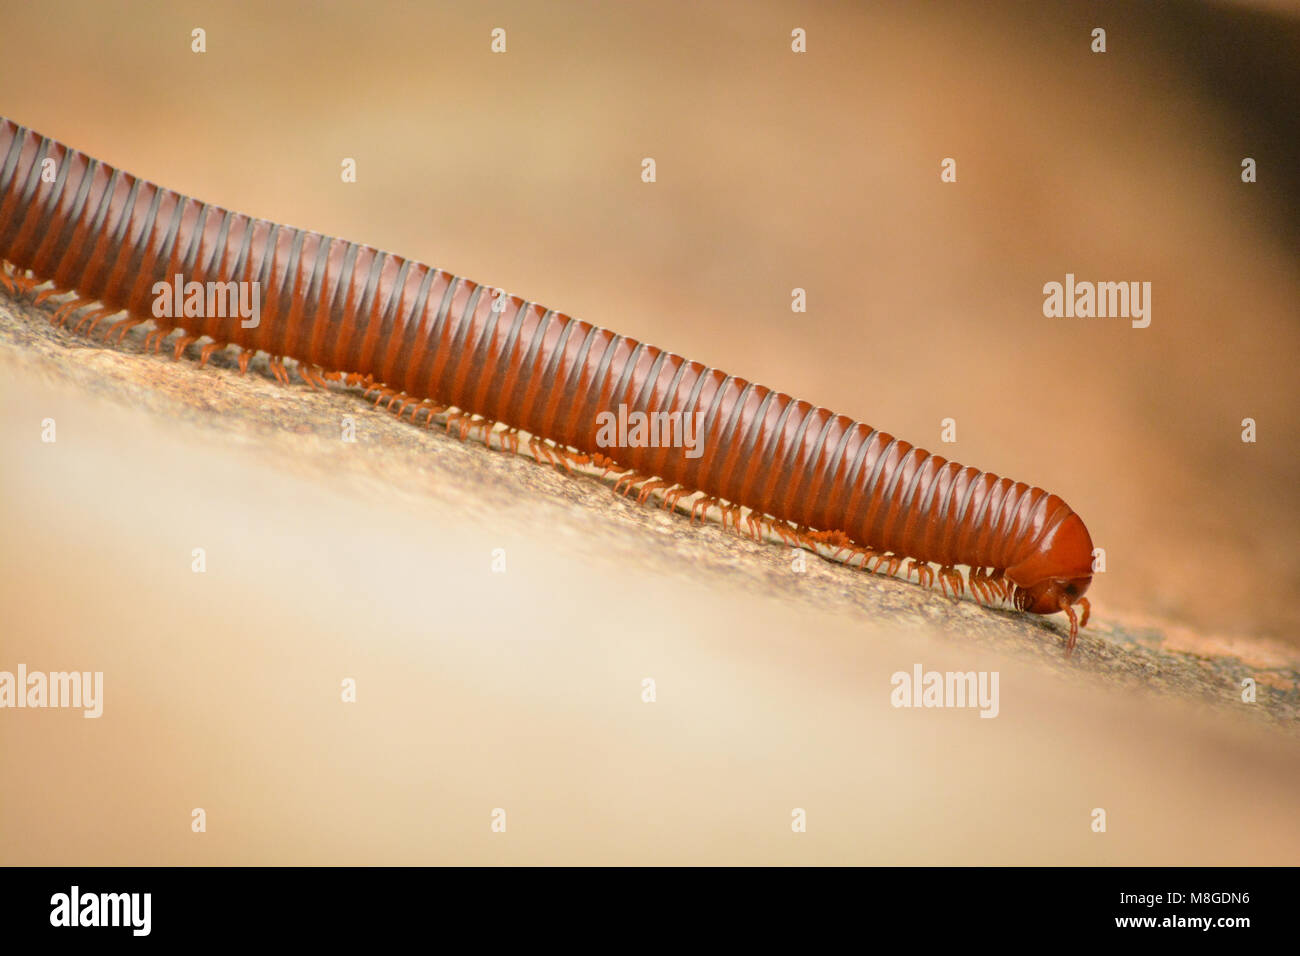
[2, 0, 1298, 865]
[4, 0, 1297, 637]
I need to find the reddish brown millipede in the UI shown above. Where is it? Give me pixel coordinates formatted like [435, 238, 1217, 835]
[0, 117, 1094, 652]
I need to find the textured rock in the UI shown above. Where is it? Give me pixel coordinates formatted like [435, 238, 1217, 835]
[3, 290, 1296, 730]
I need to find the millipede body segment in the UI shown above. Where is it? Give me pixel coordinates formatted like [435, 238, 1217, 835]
[0, 117, 1095, 652]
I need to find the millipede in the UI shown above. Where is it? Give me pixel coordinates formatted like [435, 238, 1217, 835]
[0, 117, 1094, 653]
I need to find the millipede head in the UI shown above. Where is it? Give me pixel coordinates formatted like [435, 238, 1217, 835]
[1003, 508, 1095, 653]
[1011, 575, 1091, 615]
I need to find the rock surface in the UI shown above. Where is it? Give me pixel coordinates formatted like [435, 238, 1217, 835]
[3, 291, 1296, 728]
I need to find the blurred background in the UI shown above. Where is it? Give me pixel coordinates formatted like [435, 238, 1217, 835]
[1, 0, 1298, 864]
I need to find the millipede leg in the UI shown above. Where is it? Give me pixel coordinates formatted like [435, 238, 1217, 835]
[529, 436, 560, 467]
[937, 565, 964, 599]
[72, 307, 112, 335]
[52, 297, 93, 328]
[620, 473, 644, 497]
[1060, 597, 1080, 656]
[8, 268, 41, 298]
[88, 309, 122, 336]
[951, 566, 966, 598]
[33, 285, 68, 306]
[770, 522, 798, 546]
[172, 335, 197, 360]
[418, 403, 448, 427]
[691, 495, 718, 524]
[444, 410, 465, 434]
[85, 308, 118, 335]
[548, 445, 585, 473]
[636, 479, 667, 505]
[144, 326, 176, 352]
[105, 315, 146, 343]
[659, 485, 682, 511]
[198, 341, 227, 367]
[806, 529, 849, 553]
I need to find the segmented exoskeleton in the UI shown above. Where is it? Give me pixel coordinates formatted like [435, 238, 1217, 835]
[0, 117, 1094, 652]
